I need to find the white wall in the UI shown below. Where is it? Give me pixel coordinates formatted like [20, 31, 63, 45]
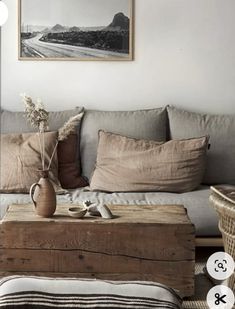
[1, 0, 235, 113]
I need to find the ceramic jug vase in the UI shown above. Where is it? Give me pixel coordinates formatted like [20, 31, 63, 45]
[30, 170, 56, 217]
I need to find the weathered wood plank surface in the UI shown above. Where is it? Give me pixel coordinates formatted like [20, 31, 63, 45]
[0, 203, 195, 297]
[0, 248, 193, 273]
[4, 204, 192, 224]
[0, 222, 194, 260]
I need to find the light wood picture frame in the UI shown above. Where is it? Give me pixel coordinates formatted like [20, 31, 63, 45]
[18, 0, 133, 61]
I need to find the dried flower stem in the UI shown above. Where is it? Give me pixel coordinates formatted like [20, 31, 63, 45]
[58, 112, 84, 141]
[42, 132, 45, 170]
[21, 94, 84, 172]
[21, 94, 49, 171]
[37, 133, 43, 168]
[47, 112, 84, 170]
[47, 140, 59, 171]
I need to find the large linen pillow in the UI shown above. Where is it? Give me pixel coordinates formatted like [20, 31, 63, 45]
[167, 106, 235, 184]
[80, 108, 167, 179]
[90, 131, 209, 193]
[1, 108, 88, 189]
[0, 132, 61, 193]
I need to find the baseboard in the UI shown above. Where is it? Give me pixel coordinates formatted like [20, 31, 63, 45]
[195, 237, 223, 247]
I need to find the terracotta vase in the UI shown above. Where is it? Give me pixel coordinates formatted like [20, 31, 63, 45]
[30, 170, 56, 218]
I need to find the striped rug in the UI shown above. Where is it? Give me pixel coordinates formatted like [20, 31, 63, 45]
[0, 277, 182, 309]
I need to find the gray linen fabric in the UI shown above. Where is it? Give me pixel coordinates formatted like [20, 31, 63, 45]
[0, 186, 219, 236]
[167, 106, 235, 184]
[69, 185, 219, 237]
[1, 107, 84, 133]
[80, 108, 167, 179]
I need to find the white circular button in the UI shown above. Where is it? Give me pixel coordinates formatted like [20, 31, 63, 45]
[206, 252, 235, 281]
[0, 2, 8, 26]
[207, 285, 234, 309]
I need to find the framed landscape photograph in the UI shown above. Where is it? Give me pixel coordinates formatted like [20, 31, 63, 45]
[18, 0, 133, 61]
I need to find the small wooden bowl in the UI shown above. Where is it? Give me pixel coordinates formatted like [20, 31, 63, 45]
[68, 206, 87, 218]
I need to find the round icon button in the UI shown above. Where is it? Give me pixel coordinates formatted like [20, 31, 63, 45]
[206, 252, 235, 281]
[207, 285, 235, 309]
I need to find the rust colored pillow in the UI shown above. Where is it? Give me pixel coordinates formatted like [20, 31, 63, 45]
[90, 131, 209, 193]
[57, 134, 88, 189]
[0, 131, 62, 193]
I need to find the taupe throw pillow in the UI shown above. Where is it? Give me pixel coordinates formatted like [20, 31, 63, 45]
[90, 131, 209, 193]
[80, 108, 167, 179]
[0, 131, 62, 193]
[1, 108, 87, 189]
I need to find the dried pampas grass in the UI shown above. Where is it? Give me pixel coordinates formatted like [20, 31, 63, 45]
[21, 93, 85, 171]
[21, 94, 49, 133]
[47, 111, 84, 170]
[58, 112, 84, 141]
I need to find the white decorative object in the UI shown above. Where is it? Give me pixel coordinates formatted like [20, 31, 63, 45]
[83, 200, 114, 219]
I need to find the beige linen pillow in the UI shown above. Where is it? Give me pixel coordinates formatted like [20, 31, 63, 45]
[90, 131, 209, 193]
[0, 131, 62, 193]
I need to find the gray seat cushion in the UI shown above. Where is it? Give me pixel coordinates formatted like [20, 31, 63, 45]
[167, 106, 235, 185]
[70, 185, 219, 237]
[80, 108, 167, 179]
[0, 186, 219, 236]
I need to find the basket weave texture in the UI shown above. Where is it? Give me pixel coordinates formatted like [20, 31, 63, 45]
[210, 193, 235, 292]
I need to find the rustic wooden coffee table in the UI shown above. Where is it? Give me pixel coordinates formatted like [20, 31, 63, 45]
[0, 204, 195, 297]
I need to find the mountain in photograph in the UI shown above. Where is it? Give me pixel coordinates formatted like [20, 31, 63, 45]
[69, 26, 80, 32]
[46, 25, 104, 33]
[51, 24, 68, 33]
[106, 12, 129, 31]
[41, 27, 51, 34]
[21, 24, 48, 32]
[79, 26, 105, 31]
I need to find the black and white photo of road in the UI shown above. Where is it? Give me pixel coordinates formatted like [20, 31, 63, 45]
[20, 0, 132, 60]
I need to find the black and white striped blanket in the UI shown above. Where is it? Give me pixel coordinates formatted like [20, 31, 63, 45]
[0, 276, 182, 308]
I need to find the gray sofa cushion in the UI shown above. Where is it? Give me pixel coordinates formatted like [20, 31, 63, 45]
[70, 186, 219, 237]
[80, 108, 167, 179]
[167, 106, 235, 185]
[1, 108, 83, 133]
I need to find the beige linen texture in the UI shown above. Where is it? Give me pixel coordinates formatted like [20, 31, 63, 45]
[0, 131, 61, 193]
[90, 131, 209, 193]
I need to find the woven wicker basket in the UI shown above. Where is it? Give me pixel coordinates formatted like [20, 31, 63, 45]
[209, 193, 235, 292]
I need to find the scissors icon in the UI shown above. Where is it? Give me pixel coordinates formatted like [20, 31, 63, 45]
[215, 293, 226, 305]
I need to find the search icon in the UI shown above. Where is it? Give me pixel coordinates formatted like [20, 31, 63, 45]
[207, 252, 234, 280]
[217, 262, 224, 270]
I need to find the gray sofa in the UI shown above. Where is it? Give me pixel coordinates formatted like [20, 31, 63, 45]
[1, 105, 235, 243]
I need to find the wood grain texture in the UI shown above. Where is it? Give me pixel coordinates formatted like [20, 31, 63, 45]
[0, 203, 195, 297]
